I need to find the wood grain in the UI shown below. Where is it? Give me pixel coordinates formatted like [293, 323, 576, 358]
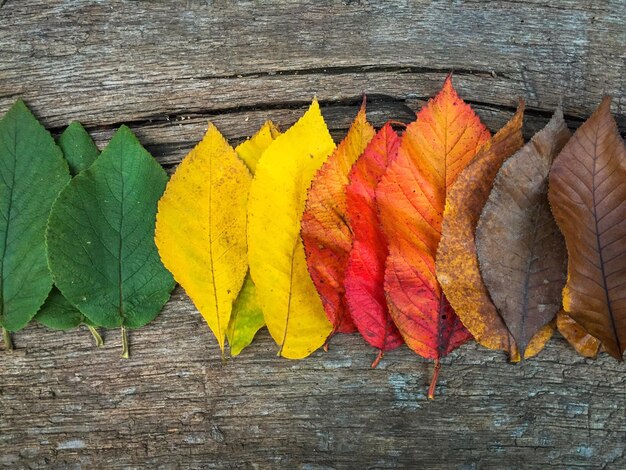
[0, 0, 625, 468]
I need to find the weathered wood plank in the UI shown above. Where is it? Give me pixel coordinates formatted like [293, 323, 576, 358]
[0, 0, 624, 130]
[1, 289, 625, 469]
[0, 0, 625, 468]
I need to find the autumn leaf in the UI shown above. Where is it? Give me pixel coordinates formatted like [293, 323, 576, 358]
[302, 102, 375, 335]
[344, 123, 403, 367]
[548, 97, 626, 360]
[236, 120, 280, 173]
[227, 121, 280, 356]
[48, 126, 175, 358]
[156, 123, 250, 354]
[436, 103, 554, 362]
[0, 100, 70, 350]
[376, 76, 490, 398]
[475, 108, 570, 357]
[557, 311, 601, 359]
[248, 99, 335, 359]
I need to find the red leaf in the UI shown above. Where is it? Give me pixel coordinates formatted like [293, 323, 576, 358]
[344, 123, 404, 367]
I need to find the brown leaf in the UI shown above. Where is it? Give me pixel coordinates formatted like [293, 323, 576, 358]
[475, 108, 570, 357]
[548, 96, 626, 360]
[557, 311, 601, 359]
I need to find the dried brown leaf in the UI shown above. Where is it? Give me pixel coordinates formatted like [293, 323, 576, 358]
[476, 108, 570, 356]
[548, 96, 626, 360]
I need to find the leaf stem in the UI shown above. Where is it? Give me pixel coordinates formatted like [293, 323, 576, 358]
[323, 325, 337, 352]
[121, 326, 129, 359]
[86, 325, 104, 347]
[427, 359, 441, 400]
[371, 350, 384, 369]
[2, 327, 13, 351]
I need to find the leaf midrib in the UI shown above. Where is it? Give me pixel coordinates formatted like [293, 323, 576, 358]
[518, 198, 545, 353]
[117, 148, 126, 323]
[590, 125, 621, 354]
[207, 147, 222, 346]
[0, 121, 18, 320]
[278, 240, 298, 356]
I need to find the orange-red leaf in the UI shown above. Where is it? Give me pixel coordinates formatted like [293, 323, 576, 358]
[548, 96, 626, 360]
[376, 76, 490, 368]
[302, 103, 375, 334]
[344, 123, 404, 366]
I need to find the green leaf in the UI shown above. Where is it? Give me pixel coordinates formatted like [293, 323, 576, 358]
[0, 100, 70, 333]
[46, 125, 175, 356]
[36, 287, 84, 330]
[36, 122, 101, 333]
[57, 121, 100, 175]
[9, 116, 103, 347]
[227, 273, 265, 356]
[36, 287, 103, 346]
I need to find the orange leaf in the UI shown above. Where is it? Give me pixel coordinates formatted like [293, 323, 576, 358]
[302, 102, 376, 335]
[376, 76, 490, 397]
[436, 102, 554, 362]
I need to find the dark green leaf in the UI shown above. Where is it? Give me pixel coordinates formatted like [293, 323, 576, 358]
[0, 100, 70, 332]
[46, 126, 175, 343]
[36, 287, 84, 330]
[36, 287, 103, 346]
[57, 121, 100, 176]
[37, 121, 102, 333]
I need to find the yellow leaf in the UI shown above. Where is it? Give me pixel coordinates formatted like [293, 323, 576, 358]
[227, 121, 280, 356]
[248, 99, 335, 359]
[155, 123, 251, 352]
[235, 121, 280, 173]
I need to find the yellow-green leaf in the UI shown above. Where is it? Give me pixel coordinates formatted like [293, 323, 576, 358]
[227, 121, 280, 356]
[155, 123, 251, 352]
[227, 275, 264, 356]
[248, 100, 335, 359]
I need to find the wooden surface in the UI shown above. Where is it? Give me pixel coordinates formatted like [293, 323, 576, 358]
[1, 1, 625, 468]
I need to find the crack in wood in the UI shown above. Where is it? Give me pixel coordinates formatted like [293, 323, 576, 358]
[182, 65, 513, 82]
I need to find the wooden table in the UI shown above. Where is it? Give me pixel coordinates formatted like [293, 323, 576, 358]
[1, 1, 624, 468]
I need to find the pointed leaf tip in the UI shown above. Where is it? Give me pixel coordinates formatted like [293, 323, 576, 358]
[58, 120, 100, 176]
